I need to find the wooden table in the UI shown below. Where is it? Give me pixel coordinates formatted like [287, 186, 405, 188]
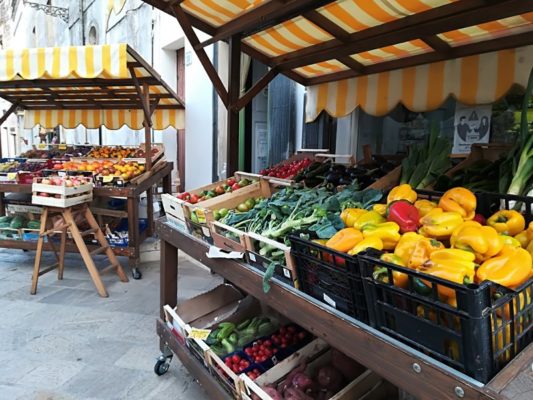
[155, 219, 533, 400]
[0, 162, 173, 279]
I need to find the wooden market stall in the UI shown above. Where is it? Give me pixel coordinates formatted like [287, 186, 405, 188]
[0, 43, 185, 279]
[141, 1, 533, 399]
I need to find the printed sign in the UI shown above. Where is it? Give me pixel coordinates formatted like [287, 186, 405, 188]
[452, 103, 492, 154]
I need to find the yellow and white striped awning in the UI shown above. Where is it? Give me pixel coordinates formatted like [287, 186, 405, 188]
[306, 45, 533, 120]
[0, 44, 185, 130]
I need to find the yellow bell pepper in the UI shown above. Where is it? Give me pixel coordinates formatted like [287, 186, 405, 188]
[352, 210, 386, 230]
[528, 240, 533, 258]
[340, 208, 367, 228]
[414, 199, 437, 218]
[373, 253, 408, 288]
[387, 184, 417, 204]
[420, 249, 476, 299]
[361, 222, 401, 250]
[476, 246, 533, 288]
[407, 237, 444, 269]
[513, 221, 533, 248]
[419, 208, 463, 239]
[372, 204, 387, 216]
[487, 210, 526, 236]
[394, 232, 424, 264]
[348, 237, 383, 255]
[438, 187, 477, 220]
[450, 222, 504, 262]
[501, 235, 521, 248]
[326, 228, 363, 253]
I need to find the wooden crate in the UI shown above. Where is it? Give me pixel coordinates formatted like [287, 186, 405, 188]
[443, 143, 512, 179]
[240, 340, 395, 400]
[315, 153, 355, 166]
[32, 177, 93, 208]
[161, 193, 188, 232]
[244, 232, 298, 288]
[367, 165, 402, 191]
[210, 220, 247, 253]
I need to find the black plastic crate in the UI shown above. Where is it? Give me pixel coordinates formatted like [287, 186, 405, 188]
[289, 234, 369, 323]
[358, 249, 533, 383]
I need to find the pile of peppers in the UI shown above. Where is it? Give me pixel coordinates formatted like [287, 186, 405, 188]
[324, 184, 533, 308]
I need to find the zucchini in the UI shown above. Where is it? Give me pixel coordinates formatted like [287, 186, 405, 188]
[27, 220, 41, 230]
[0, 215, 12, 223]
[10, 215, 27, 229]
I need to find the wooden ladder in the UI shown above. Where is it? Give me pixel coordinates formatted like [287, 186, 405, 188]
[31, 204, 129, 297]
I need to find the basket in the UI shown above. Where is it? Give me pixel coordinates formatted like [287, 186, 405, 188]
[289, 235, 369, 323]
[245, 232, 297, 288]
[358, 249, 533, 383]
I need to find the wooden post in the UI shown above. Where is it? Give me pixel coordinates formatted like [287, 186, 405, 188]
[227, 35, 241, 177]
[142, 82, 153, 172]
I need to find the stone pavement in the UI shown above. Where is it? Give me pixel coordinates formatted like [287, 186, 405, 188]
[0, 247, 221, 400]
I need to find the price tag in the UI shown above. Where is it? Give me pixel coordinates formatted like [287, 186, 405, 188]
[7, 173, 17, 180]
[102, 176, 114, 183]
[248, 253, 256, 262]
[283, 268, 291, 279]
[323, 293, 337, 309]
[188, 328, 211, 341]
[58, 144, 67, 150]
[38, 143, 46, 149]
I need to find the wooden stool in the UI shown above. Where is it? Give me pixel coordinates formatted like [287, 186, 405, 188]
[31, 204, 129, 297]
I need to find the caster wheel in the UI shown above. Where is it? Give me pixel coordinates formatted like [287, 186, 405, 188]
[132, 268, 142, 280]
[154, 356, 171, 376]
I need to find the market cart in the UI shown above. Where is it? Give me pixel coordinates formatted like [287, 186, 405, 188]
[147, 0, 533, 399]
[0, 44, 184, 278]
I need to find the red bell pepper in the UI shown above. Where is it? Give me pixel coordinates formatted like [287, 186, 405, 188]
[387, 200, 420, 233]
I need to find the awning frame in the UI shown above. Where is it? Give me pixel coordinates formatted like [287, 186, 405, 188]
[143, 0, 533, 175]
[0, 45, 185, 171]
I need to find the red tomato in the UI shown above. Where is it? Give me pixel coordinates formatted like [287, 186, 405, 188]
[226, 178, 236, 186]
[231, 183, 241, 191]
[189, 194, 199, 204]
[231, 355, 241, 364]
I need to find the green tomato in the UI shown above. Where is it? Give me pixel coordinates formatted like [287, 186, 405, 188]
[238, 179, 250, 187]
[218, 208, 229, 218]
[244, 198, 255, 209]
[236, 203, 249, 212]
[190, 212, 199, 224]
[207, 190, 216, 197]
[213, 210, 221, 221]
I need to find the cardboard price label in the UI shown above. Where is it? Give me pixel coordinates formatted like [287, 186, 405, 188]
[7, 173, 17, 180]
[58, 144, 67, 150]
[37, 143, 46, 149]
[188, 328, 211, 340]
[102, 176, 114, 183]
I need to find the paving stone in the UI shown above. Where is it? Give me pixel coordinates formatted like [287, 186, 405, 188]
[0, 246, 217, 399]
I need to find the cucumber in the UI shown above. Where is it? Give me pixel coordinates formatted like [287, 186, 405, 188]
[0, 215, 12, 223]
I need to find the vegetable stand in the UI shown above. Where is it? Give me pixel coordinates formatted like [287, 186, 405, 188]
[0, 160, 172, 277]
[155, 219, 533, 400]
[0, 44, 184, 279]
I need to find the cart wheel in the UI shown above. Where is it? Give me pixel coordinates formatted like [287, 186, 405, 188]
[154, 355, 172, 376]
[132, 268, 142, 280]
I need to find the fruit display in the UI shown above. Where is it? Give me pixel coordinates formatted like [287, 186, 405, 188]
[0, 161, 21, 172]
[177, 177, 254, 205]
[20, 146, 92, 159]
[51, 160, 145, 181]
[260, 158, 314, 180]
[35, 176, 91, 198]
[87, 146, 137, 159]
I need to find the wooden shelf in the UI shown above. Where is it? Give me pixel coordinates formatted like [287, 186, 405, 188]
[156, 219, 533, 400]
[156, 318, 231, 400]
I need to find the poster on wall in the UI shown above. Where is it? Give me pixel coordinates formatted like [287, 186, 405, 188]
[452, 103, 492, 154]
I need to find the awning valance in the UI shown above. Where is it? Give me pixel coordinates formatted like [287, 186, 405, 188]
[0, 44, 185, 130]
[306, 45, 533, 121]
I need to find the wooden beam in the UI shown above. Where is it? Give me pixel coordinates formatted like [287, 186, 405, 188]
[129, 66, 152, 125]
[232, 68, 279, 111]
[274, 0, 532, 71]
[307, 30, 533, 85]
[196, 0, 336, 49]
[169, 5, 229, 108]
[226, 35, 241, 177]
[302, 10, 350, 42]
[337, 56, 366, 74]
[0, 78, 159, 89]
[421, 35, 452, 54]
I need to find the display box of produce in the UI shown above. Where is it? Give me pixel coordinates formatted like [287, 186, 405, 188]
[161, 193, 188, 232]
[245, 232, 297, 288]
[0, 227, 22, 240]
[123, 142, 165, 164]
[358, 248, 533, 384]
[0, 160, 53, 184]
[32, 176, 93, 208]
[240, 339, 390, 400]
[163, 284, 254, 367]
[210, 220, 248, 253]
[289, 235, 369, 323]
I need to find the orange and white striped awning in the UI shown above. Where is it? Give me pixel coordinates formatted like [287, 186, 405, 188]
[0, 44, 185, 130]
[306, 45, 533, 120]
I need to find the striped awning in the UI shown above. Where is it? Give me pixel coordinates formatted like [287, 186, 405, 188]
[0, 44, 185, 130]
[145, 0, 533, 119]
[306, 45, 533, 120]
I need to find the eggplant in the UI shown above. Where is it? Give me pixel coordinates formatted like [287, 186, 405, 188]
[330, 164, 346, 173]
[325, 172, 341, 185]
[338, 176, 353, 186]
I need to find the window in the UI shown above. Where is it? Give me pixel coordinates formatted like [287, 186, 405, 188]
[88, 26, 98, 45]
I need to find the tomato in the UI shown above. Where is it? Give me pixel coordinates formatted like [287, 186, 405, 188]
[226, 178, 236, 186]
[297, 332, 307, 341]
[231, 355, 241, 363]
[224, 358, 232, 367]
[241, 360, 250, 369]
[214, 185, 225, 195]
[264, 340, 272, 347]
[287, 326, 296, 334]
[244, 348, 253, 356]
[189, 194, 199, 204]
[231, 183, 241, 191]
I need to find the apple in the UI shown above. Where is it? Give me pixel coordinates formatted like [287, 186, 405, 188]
[65, 179, 73, 187]
[39, 192, 49, 197]
[41, 178, 51, 185]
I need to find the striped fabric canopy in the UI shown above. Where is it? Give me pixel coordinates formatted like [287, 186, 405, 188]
[0, 44, 185, 130]
[306, 45, 533, 120]
[145, 0, 533, 120]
